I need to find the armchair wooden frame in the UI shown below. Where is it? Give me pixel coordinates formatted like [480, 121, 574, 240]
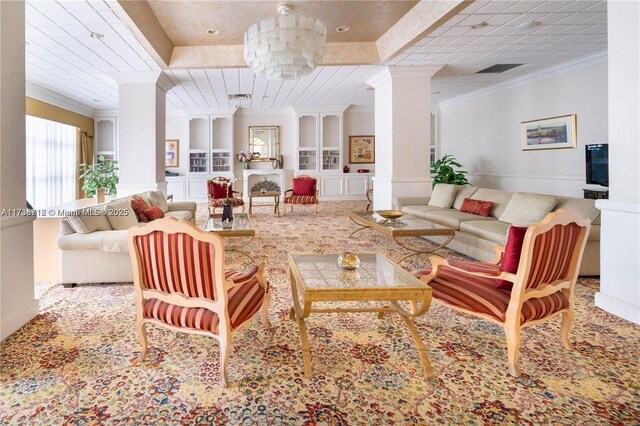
[283, 175, 319, 217]
[128, 217, 271, 387]
[207, 178, 245, 216]
[419, 209, 590, 377]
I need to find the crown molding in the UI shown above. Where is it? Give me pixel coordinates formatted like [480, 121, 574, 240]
[26, 83, 96, 118]
[107, 71, 163, 86]
[346, 105, 374, 113]
[292, 105, 350, 115]
[180, 107, 238, 116]
[93, 109, 119, 118]
[439, 51, 608, 108]
[235, 108, 293, 116]
[366, 65, 443, 87]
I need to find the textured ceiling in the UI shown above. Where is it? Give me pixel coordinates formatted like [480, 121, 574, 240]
[24, 0, 608, 113]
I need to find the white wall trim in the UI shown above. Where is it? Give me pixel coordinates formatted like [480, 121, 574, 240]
[440, 51, 608, 107]
[94, 109, 119, 118]
[596, 199, 640, 214]
[594, 292, 640, 325]
[236, 108, 292, 116]
[470, 172, 584, 182]
[0, 215, 36, 230]
[26, 82, 96, 118]
[346, 105, 374, 113]
[292, 105, 350, 114]
[1, 299, 40, 341]
[178, 107, 238, 116]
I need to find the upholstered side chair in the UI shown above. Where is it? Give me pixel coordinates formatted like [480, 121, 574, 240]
[283, 175, 318, 216]
[127, 217, 271, 387]
[207, 177, 245, 216]
[415, 209, 590, 377]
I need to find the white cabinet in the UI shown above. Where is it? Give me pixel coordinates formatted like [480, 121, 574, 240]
[95, 117, 117, 161]
[293, 107, 346, 173]
[188, 114, 234, 175]
[320, 176, 343, 196]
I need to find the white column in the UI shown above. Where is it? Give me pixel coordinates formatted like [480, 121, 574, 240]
[0, 0, 39, 340]
[111, 72, 170, 196]
[595, 0, 640, 325]
[366, 66, 441, 209]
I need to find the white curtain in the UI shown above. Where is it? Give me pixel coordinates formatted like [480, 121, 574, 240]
[26, 116, 77, 209]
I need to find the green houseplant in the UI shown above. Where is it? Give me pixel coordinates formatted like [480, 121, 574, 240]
[430, 154, 470, 189]
[79, 155, 119, 201]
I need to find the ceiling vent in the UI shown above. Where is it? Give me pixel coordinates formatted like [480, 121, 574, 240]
[476, 64, 524, 73]
[229, 93, 252, 100]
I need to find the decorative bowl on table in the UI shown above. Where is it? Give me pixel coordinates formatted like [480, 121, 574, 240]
[338, 252, 360, 270]
[375, 210, 405, 220]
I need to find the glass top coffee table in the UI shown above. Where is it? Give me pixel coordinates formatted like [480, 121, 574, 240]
[203, 213, 255, 262]
[348, 211, 455, 262]
[288, 253, 434, 379]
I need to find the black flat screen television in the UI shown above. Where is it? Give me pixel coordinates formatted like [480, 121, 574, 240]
[585, 143, 608, 187]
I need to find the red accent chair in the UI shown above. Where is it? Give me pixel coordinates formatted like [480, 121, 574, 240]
[414, 209, 590, 377]
[127, 217, 271, 387]
[207, 177, 244, 216]
[283, 175, 318, 216]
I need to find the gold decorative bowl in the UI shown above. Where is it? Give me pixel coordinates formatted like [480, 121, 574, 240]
[338, 252, 360, 270]
[375, 210, 405, 220]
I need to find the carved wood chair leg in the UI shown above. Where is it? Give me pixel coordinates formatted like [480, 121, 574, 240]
[261, 292, 272, 328]
[137, 320, 148, 362]
[560, 310, 574, 350]
[504, 325, 522, 377]
[219, 336, 231, 388]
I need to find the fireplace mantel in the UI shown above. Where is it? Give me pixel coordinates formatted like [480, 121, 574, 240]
[242, 169, 287, 201]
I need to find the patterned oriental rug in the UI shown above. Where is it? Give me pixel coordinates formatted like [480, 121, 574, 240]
[1, 201, 639, 425]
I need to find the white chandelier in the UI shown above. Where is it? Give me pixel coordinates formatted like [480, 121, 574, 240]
[244, 4, 327, 80]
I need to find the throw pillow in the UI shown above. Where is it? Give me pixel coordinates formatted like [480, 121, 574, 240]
[498, 192, 557, 226]
[209, 181, 232, 199]
[66, 207, 111, 234]
[459, 198, 495, 217]
[130, 196, 151, 222]
[427, 184, 457, 208]
[495, 225, 529, 290]
[145, 206, 165, 221]
[293, 178, 315, 196]
[106, 199, 139, 230]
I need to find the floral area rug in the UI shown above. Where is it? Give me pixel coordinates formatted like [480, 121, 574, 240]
[1, 201, 639, 425]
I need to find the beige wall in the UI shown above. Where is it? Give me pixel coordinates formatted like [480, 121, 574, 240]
[25, 97, 94, 137]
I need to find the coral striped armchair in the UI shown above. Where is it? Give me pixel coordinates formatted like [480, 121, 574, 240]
[283, 175, 318, 216]
[127, 217, 271, 387]
[414, 209, 590, 377]
[207, 177, 245, 216]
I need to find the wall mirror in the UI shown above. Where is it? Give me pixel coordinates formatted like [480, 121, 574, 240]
[249, 126, 279, 160]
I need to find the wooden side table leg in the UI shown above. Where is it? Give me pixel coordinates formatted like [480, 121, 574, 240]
[249, 196, 253, 215]
[297, 317, 313, 378]
[399, 314, 434, 378]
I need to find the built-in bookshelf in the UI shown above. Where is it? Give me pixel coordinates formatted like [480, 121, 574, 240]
[322, 150, 340, 170]
[298, 149, 317, 171]
[211, 151, 231, 172]
[189, 152, 207, 173]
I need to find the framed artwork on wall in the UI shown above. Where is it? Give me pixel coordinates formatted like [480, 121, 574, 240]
[349, 135, 375, 163]
[165, 139, 179, 167]
[520, 114, 577, 151]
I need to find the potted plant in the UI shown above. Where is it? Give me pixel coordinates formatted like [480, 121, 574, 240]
[79, 155, 119, 203]
[430, 154, 470, 189]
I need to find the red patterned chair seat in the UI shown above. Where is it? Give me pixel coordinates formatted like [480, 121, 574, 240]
[283, 195, 317, 205]
[208, 197, 245, 209]
[143, 267, 267, 334]
[415, 261, 569, 324]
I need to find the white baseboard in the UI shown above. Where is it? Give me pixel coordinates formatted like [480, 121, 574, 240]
[1, 299, 40, 341]
[595, 292, 640, 325]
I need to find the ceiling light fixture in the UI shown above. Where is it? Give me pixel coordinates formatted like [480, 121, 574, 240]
[206, 28, 220, 36]
[471, 21, 488, 30]
[244, 3, 327, 80]
[515, 21, 539, 31]
[336, 25, 350, 32]
[90, 32, 103, 39]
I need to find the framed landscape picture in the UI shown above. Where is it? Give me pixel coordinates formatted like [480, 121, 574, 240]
[521, 114, 577, 151]
[165, 139, 179, 167]
[349, 135, 375, 163]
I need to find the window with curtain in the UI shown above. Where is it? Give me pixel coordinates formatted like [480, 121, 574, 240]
[26, 116, 77, 209]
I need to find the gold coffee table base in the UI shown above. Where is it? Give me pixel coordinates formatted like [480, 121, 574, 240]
[288, 254, 434, 379]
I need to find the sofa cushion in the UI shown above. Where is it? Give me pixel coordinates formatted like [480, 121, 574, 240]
[471, 188, 514, 218]
[131, 196, 151, 222]
[460, 198, 494, 217]
[401, 205, 448, 219]
[424, 210, 494, 230]
[106, 199, 139, 230]
[428, 184, 457, 208]
[498, 192, 557, 226]
[65, 206, 112, 234]
[496, 226, 529, 289]
[164, 210, 194, 222]
[554, 196, 600, 223]
[452, 186, 478, 210]
[148, 190, 169, 213]
[57, 231, 104, 250]
[99, 230, 129, 253]
[460, 220, 511, 245]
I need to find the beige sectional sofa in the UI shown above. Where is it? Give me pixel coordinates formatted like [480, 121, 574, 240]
[57, 190, 197, 286]
[395, 184, 600, 276]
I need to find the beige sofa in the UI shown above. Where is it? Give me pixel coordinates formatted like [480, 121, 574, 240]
[395, 185, 600, 276]
[57, 191, 197, 286]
